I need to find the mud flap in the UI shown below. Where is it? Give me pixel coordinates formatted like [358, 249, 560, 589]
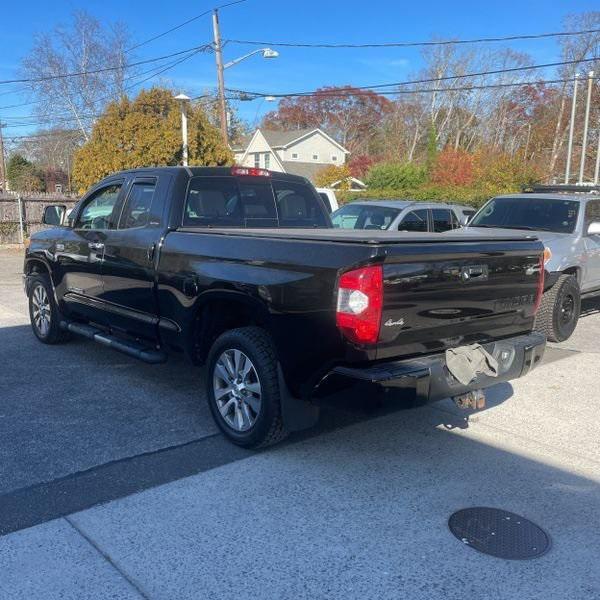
[278, 365, 320, 432]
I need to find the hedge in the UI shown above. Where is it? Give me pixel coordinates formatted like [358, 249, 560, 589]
[335, 184, 524, 209]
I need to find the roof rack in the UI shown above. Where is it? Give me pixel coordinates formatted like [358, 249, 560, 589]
[522, 183, 600, 194]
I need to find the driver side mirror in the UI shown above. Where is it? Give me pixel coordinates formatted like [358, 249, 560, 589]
[587, 221, 600, 236]
[459, 215, 470, 226]
[42, 204, 66, 226]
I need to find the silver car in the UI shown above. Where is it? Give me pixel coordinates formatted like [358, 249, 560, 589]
[463, 188, 600, 342]
[331, 200, 476, 233]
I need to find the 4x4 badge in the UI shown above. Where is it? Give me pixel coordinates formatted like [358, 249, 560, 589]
[384, 318, 405, 327]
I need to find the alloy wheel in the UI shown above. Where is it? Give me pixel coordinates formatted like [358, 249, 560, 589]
[31, 284, 51, 337]
[213, 349, 262, 432]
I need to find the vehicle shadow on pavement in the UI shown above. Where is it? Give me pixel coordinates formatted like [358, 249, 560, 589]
[580, 295, 600, 318]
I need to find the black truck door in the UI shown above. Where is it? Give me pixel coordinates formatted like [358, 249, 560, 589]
[100, 176, 167, 340]
[58, 181, 124, 323]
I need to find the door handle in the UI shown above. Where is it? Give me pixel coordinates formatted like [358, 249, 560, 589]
[88, 242, 104, 250]
[147, 243, 156, 263]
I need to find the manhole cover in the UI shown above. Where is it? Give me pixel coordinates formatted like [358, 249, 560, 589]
[448, 507, 550, 560]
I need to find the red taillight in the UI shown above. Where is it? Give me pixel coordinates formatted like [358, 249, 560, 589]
[533, 255, 545, 314]
[231, 166, 271, 177]
[336, 265, 383, 345]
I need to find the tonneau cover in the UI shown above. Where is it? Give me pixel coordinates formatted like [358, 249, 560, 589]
[176, 227, 539, 245]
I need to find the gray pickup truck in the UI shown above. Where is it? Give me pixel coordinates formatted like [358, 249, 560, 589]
[463, 185, 600, 342]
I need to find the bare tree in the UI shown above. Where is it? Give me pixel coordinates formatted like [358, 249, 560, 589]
[17, 128, 84, 190]
[21, 11, 131, 141]
[548, 12, 600, 177]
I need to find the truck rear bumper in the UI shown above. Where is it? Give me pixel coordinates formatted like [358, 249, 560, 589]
[329, 332, 546, 404]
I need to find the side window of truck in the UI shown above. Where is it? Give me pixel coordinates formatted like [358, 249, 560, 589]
[450, 210, 460, 229]
[585, 200, 600, 231]
[119, 181, 156, 229]
[398, 209, 428, 232]
[432, 209, 454, 232]
[75, 184, 122, 230]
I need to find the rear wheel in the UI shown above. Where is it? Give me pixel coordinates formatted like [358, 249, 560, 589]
[534, 274, 580, 343]
[27, 273, 70, 344]
[206, 327, 288, 448]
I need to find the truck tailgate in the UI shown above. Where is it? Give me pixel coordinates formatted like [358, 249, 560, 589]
[376, 238, 543, 360]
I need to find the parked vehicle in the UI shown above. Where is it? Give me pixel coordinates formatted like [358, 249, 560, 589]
[315, 187, 339, 213]
[25, 166, 545, 448]
[464, 185, 600, 342]
[451, 204, 477, 224]
[331, 200, 476, 232]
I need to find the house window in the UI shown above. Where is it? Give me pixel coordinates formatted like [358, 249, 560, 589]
[312, 154, 319, 161]
[331, 155, 338, 162]
[291, 153, 299, 160]
[264, 153, 270, 169]
[253, 153, 260, 168]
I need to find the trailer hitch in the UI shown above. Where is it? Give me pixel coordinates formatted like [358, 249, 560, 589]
[453, 389, 486, 410]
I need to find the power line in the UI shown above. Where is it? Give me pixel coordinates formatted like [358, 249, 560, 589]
[3, 47, 207, 130]
[0, 44, 213, 86]
[0, 48, 203, 111]
[0, 48, 204, 129]
[227, 27, 600, 49]
[229, 55, 600, 98]
[127, 0, 248, 52]
[253, 77, 581, 99]
[5, 74, 581, 139]
[0, 1, 243, 97]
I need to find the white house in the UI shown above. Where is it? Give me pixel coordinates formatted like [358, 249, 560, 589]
[232, 128, 350, 183]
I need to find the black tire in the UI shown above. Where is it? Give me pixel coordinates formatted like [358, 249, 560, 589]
[27, 273, 70, 344]
[206, 326, 288, 448]
[534, 274, 580, 343]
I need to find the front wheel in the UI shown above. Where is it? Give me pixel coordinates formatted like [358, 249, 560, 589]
[534, 274, 580, 343]
[206, 327, 288, 448]
[27, 273, 70, 344]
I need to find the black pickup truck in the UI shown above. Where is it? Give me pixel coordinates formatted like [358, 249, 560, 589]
[25, 166, 546, 447]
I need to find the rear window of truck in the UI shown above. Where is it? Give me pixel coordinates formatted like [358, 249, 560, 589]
[184, 176, 329, 228]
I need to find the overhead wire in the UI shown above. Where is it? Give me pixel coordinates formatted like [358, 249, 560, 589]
[226, 27, 600, 49]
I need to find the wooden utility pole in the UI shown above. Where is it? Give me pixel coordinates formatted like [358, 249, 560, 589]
[212, 9, 228, 146]
[0, 121, 7, 192]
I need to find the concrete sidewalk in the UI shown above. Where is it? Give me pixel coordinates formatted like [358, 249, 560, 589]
[3, 351, 600, 600]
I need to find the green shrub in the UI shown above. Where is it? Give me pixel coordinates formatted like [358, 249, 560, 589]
[364, 162, 427, 190]
[336, 183, 521, 208]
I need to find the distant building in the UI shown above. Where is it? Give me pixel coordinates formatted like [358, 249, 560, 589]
[232, 128, 350, 183]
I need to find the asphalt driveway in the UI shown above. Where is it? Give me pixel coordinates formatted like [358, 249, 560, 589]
[1, 248, 599, 599]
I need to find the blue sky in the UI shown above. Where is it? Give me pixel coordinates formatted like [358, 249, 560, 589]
[0, 0, 598, 137]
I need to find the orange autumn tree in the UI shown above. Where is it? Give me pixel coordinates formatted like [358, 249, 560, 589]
[73, 87, 232, 190]
[430, 148, 474, 186]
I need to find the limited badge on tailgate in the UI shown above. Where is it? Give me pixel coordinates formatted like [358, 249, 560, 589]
[494, 294, 535, 312]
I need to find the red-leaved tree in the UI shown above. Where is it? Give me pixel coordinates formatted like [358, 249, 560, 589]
[261, 86, 392, 155]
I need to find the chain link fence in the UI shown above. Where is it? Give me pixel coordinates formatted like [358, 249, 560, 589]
[0, 192, 80, 244]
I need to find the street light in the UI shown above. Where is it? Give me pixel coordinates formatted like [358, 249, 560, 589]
[212, 9, 279, 145]
[223, 48, 279, 69]
[174, 93, 190, 167]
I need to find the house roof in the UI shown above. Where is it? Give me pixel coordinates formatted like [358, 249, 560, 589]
[231, 127, 349, 154]
[260, 128, 317, 147]
[281, 161, 325, 182]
